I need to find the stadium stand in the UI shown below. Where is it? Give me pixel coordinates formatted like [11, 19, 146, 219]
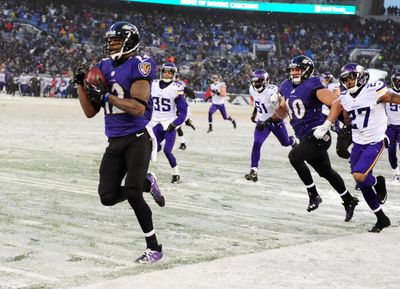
[0, 0, 399, 95]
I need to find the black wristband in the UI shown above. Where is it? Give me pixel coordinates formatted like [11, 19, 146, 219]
[133, 97, 147, 108]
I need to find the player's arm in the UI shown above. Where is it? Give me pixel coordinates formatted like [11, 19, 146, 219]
[108, 79, 150, 116]
[313, 88, 343, 139]
[377, 90, 400, 104]
[74, 63, 100, 118]
[77, 84, 101, 118]
[316, 88, 343, 123]
[219, 84, 227, 97]
[184, 86, 196, 99]
[273, 97, 288, 119]
[174, 96, 188, 126]
[166, 95, 188, 132]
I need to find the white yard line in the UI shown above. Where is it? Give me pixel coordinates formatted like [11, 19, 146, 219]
[70, 252, 136, 267]
[0, 265, 59, 282]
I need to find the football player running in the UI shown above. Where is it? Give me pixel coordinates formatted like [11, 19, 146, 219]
[340, 64, 400, 232]
[385, 72, 400, 183]
[175, 75, 196, 150]
[273, 55, 359, 222]
[245, 69, 296, 182]
[74, 21, 164, 264]
[207, 74, 236, 133]
[151, 62, 188, 184]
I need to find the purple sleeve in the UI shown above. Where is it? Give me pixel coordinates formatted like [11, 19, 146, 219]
[173, 95, 188, 126]
[310, 77, 325, 91]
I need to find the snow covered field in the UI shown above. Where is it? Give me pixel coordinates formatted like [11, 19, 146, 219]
[0, 95, 399, 289]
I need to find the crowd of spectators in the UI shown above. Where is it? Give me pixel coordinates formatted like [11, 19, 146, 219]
[385, 6, 400, 16]
[1, 0, 400, 94]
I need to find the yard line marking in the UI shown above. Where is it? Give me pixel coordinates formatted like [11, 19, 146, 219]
[0, 265, 59, 282]
[71, 252, 136, 267]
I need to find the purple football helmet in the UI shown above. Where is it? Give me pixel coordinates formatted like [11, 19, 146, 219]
[251, 69, 269, 92]
[339, 63, 368, 93]
[322, 72, 334, 82]
[391, 72, 400, 92]
[160, 62, 178, 82]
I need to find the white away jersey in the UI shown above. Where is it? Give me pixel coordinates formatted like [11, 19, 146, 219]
[340, 81, 388, 144]
[151, 80, 184, 125]
[385, 88, 400, 125]
[211, 82, 226, 105]
[249, 84, 278, 121]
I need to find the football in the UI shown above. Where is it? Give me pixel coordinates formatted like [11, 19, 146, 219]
[84, 66, 108, 94]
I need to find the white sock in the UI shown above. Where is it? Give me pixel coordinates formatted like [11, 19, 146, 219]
[172, 166, 179, 175]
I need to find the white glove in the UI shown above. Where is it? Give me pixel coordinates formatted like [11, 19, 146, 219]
[313, 120, 332, 139]
[270, 93, 281, 109]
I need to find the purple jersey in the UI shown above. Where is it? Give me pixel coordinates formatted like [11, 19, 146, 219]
[279, 77, 326, 140]
[97, 55, 156, 137]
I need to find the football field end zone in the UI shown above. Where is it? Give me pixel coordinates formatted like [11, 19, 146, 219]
[72, 227, 400, 289]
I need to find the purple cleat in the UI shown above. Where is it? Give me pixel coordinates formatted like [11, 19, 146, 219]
[135, 245, 164, 264]
[146, 173, 165, 207]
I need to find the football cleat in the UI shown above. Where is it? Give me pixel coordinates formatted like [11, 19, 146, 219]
[244, 169, 258, 182]
[374, 176, 387, 204]
[179, 143, 187, 150]
[135, 245, 163, 264]
[307, 194, 322, 212]
[185, 119, 196, 130]
[146, 173, 165, 207]
[232, 119, 237, 129]
[342, 196, 359, 222]
[368, 216, 391, 233]
[171, 175, 180, 184]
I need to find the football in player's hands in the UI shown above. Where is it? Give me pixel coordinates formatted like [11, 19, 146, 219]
[84, 67, 108, 107]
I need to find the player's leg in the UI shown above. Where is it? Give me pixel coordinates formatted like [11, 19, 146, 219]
[245, 127, 271, 182]
[98, 138, 128, 206]
[386, 125, 400, 181]
[176, 126, 186, 150]
[288, 136, 323, 212]
[152, 123, 165, 152]
[208, 104, 218, 133]
[164, 130, 180, 183]
[307, 147, 358, 221]
[219, 104, 236, 129]
[271, 121, 296, 147]
[124, 132, 163, 262]
[351, 141, 390, 232]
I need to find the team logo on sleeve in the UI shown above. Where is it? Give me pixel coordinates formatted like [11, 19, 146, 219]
[138, 62, 151, 77]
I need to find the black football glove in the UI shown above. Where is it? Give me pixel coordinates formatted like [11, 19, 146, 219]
[166, 122, 177, 132]
[84, 78, 107, 108]
[251, 113, 257, 123]
[256, 118, 273, 131]
[336, 125, 352, 159]
[185, 119, 196, 130]
[211, 89, 220, 95]
[73, 62, 89, 85]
